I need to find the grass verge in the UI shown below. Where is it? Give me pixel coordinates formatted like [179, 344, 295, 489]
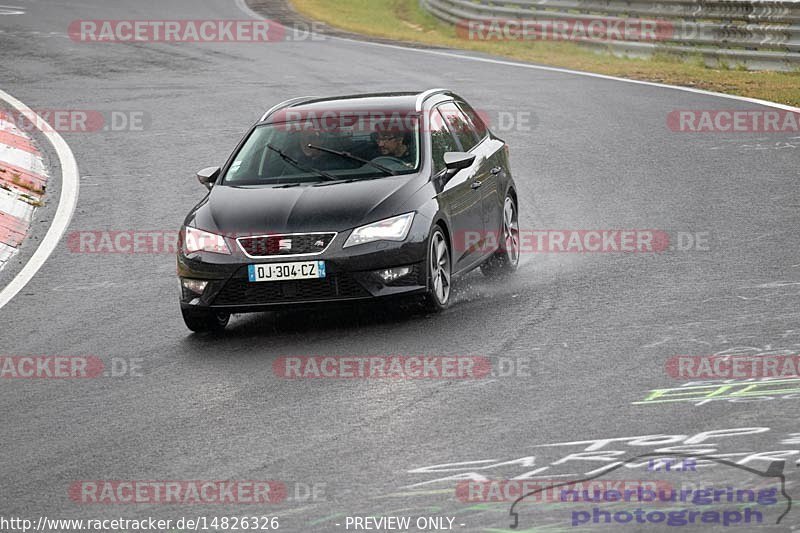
[290, 0, 800, 107]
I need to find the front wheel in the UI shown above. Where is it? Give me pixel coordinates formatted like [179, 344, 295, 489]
[481, 193, 520, 277]
[181, 308, 230, 333]
[424, 225, 452, 312]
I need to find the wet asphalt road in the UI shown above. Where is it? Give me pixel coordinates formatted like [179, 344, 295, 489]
[1, 1, 799, 531]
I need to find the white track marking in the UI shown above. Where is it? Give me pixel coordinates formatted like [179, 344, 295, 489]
[235, 0, 800, 113]
[0, 89, 79, 310]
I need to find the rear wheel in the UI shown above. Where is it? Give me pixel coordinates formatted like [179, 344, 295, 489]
[181, 308, 230, 333]
[424, 225, 452, 312]
[481, 193, 520, 277]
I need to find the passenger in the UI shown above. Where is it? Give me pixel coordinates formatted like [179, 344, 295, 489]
[293, 130, 336, 170]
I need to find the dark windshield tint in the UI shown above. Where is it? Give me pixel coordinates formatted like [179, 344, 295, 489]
[223, 119, 421, 185]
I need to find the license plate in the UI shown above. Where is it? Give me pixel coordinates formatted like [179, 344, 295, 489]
[248, 261, 326, 282]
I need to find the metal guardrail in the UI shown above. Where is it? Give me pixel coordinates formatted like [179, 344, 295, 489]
[421, 0, 800, 70]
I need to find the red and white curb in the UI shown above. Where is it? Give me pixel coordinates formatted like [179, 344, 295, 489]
[0, 89, 79, 310]
[0, 112, 47, 269]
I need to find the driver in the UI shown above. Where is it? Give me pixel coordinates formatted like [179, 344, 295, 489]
[374, 129, 414, 166]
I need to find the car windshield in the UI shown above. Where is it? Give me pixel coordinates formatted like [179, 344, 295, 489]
[223, 116, 421, 186]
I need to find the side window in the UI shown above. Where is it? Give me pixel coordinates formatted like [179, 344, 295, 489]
[438, 102, 480, 152]
[456, 101, 488, 139]
[430, 109, 461, 175]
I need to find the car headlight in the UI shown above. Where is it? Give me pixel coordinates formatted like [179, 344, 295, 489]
[344, 212, 415, 248]
[182, 226, 231, 255]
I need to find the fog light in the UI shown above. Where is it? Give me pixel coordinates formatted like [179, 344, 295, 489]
[375, 266, 411, 283]
[181, 278, 209, 295]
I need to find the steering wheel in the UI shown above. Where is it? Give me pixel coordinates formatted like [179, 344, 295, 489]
[371, 156, 410, 169]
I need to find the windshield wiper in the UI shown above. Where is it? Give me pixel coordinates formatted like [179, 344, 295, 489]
[307, 144, 398, 176]
[266, 144, 338, 181]
[312, 176, 384, 187]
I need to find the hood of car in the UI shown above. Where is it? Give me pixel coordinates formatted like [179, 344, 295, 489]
[188, 175, 426, 236]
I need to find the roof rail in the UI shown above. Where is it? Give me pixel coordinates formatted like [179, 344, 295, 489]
[415, 88, 450, 111]
[260, 96, 317, 122]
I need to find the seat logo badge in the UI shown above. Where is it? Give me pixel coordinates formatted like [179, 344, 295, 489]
[279, 238, 292, 251]
[314, 240, 325, 247]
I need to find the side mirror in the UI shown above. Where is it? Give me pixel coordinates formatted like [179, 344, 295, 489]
[443, 152, 475, 181]
[196, 166, 220, 190]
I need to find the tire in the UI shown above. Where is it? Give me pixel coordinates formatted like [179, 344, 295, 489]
[424, 225, 452, 312]
[481, 193, 520, 277]
[181, 307, 230, 332]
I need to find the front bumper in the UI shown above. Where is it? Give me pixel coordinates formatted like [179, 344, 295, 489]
[177, 224, 429, 312]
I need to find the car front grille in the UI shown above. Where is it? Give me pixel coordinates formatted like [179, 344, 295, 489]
[237, 233, 336, 258]
[213, 271, 369, 305]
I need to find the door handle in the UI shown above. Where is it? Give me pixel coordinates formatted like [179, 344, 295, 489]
[471, 180, 483, 190]
[490, 166, 503, 175]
